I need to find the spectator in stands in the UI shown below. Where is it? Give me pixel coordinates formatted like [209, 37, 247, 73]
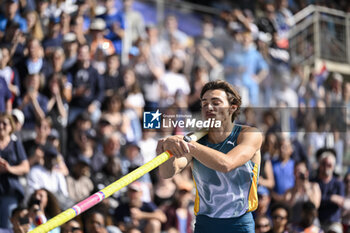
[255, 215, 272, 233]
[42, 17, 63, 54]
[101, 94, 130, 138]
[66, 155, 94, 203]
[0, 45, 21, 106]
[23, 117, 51, 166]
[256, 186, 271, 218]
[45, 72, 70, 155]
[291, 201, 323, 233]
[161, 181, 194, 233]
[0, 0, 27, 34]
[100, 0, 125, 55]
[259, 132, 277, 190]
[0, 113, 29, 229]
[160, 55, 190, 108]
[103, 54, 123, 97]
[139, 129, 158, 164]
[62, 33, 79, 72]
[146, 24, 170, 65]
[122, 0, 146, 62]
[89, 18, 115, 59]
[67, 126, 97, 170]
[61, 220, 83, 233]
[114, 181, 166, 233]
[161, 15, 188, 49]
[120, 68, 144, 118]
[268, 203, 290, 233]
[92, 132, 122, 173]
[194, 17, 224, 80]
[16, 38, 53, 83]
[27, 188, 61, 228]
[95, 116, 115, 147]
[273, 71, 298, 107]
[283, 161, 321, 225]
[68, 43, 104, 124]
[85, 210, 123, 233]
[313, 151, 344, 230]
[10, 206, 31, 233]
[272, 135, 295, 201]
[0, 76, 12, 114]
[0, 21, 26, 66]
[120, 142, 152, 199]
[241, 31, 268, 106]
[11, 108, 24, 137]
[70, 15, 88, 45]
[59, 11, 71, 36]
[132, 40, 163, 111]
[257, 2, 278, 36]
[342, 173, 350, 232]
[26, 146, 69, 204]
[18, 73, 48, 140]
[75, 0, 92, 33]
[188, 66, 209, 114]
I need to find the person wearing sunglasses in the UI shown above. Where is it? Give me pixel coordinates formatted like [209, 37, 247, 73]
[268, 203, 290, 233]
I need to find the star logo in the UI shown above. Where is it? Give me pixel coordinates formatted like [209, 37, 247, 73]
[150, 109, 162, 122]
[143, 109, 162, 129]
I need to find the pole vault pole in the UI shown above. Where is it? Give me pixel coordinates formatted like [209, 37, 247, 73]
[30, 130, 207, 233]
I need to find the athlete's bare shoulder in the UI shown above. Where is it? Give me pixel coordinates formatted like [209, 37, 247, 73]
[237, 125, 262, 143]
[237, 125, 262, 164]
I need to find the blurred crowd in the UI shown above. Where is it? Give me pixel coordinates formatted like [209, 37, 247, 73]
[0, 0, 349, 233]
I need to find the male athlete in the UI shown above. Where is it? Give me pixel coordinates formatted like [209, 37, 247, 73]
[157, 80, 262, 233]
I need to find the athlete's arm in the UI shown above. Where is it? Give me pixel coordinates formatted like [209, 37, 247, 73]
[157, 138, 193, 179]
[159, 127, 262, 173]
[189, 127, 262, 172]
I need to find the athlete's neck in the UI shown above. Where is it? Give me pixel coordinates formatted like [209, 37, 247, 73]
[207, 120, 235, 144]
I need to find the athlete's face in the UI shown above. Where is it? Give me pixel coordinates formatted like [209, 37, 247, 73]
[201, 89, 235, 125]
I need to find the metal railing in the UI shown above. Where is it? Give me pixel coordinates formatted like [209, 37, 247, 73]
[289, 5, 350, 71]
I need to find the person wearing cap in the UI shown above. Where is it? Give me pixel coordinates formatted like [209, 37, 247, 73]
[90, 18, 115, 57]
[0, 0, 27, 33]
[11, 108, 24, 135]
[158, 80, 262, 233]
[114, 181, 166, 233]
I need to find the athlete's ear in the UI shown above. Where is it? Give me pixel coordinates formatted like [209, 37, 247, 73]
[230, 105, 237, 114]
